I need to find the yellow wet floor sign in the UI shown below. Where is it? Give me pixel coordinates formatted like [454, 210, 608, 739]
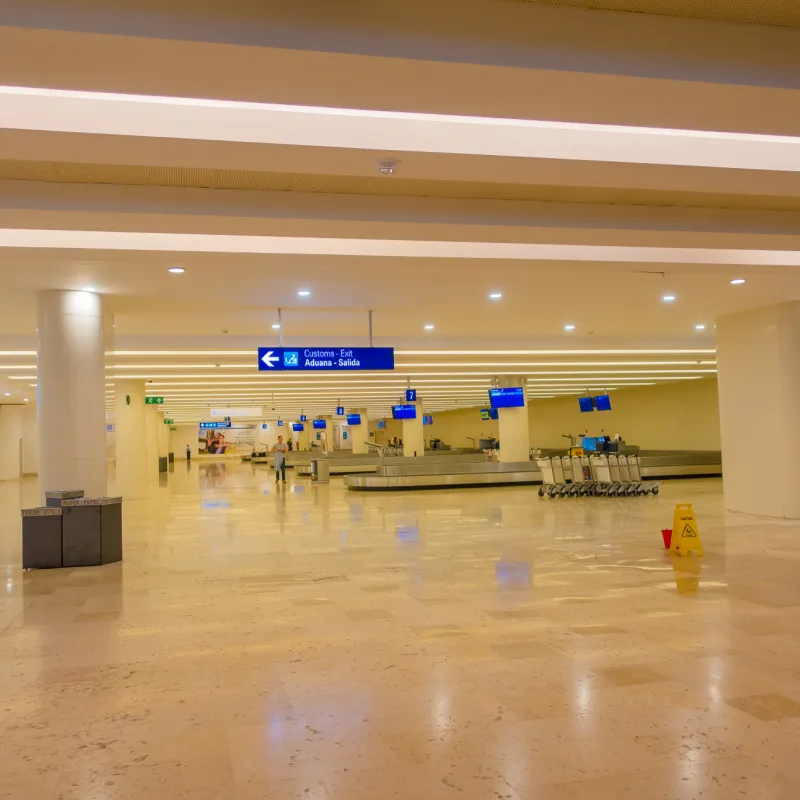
[671, 503, 703, 556]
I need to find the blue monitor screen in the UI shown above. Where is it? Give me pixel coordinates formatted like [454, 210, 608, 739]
[392, 404, 417, 420]
[312, 419, 327, 430]
[489, 387, 524, 409]
[581, 436, 597, 451]
[346, 414, 362, 425]
[377, 420, 386, 429]
[578, 396, 594, 413]
[423, 415, 433, 425]
[594, 394, 612, 411]
[292, 423, 304, 432]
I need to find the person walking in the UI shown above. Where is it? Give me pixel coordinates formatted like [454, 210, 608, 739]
[186, 444, 191, 462]
[272, 435, 288, 484]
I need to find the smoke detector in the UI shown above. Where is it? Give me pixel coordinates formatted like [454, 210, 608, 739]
[378, 159, 399, 175]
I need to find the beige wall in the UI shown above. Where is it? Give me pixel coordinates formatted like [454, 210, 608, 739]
[426, 407, 499, 449]
[427, 378, 720, 452]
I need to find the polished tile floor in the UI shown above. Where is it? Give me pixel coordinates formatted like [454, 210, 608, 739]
[2, 462, 800, 799]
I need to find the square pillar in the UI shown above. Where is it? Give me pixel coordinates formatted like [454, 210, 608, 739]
[717, 302, 800, 518]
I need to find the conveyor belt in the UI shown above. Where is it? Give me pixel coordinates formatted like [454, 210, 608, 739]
[296, 452, 486, 476]
[346, 461, 539, 490]
[345, 451, 722, 491]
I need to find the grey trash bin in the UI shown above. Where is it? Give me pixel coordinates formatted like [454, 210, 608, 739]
[62, 497, 123, 567]
[310, 458, 330, 483]
[21, 507, 63, 569]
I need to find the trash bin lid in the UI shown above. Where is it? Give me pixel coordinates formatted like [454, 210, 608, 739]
[62, 496, 123, 506]
[45, 490, 84, 500]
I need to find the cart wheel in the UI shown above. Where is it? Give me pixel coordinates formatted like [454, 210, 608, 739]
[548, 487, 558, 498]
[651, 486, 659, 495]
[538, 487, 544, 497]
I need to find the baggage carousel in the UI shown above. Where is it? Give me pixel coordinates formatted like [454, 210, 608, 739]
[344, 451, 721, 491]
[295, 452, 485, 476]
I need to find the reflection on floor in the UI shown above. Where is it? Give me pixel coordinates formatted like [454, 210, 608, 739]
[1, 463, 800, 799]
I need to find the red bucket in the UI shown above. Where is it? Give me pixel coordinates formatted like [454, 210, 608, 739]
[661, 529, 672, 549]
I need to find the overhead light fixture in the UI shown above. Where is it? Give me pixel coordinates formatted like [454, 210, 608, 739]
[168, 266, 185, 274]
[695, 324, 706, 331]
[564, 324, 576, 331]
[23, 398, 29, 402]
[489, 292, 502, 300]
[271, 324, 281, 330]
[424, 324, 435, 331]
[3, 392, 9, 396]
[82, 286, 96, 292]
[297, 290, 311, 297]
[662, 295, 676, 303]
[730, 278, 747, 285]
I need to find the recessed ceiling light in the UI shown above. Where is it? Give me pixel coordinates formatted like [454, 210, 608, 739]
[730, 278, 747, 285]
[297, 290, 311, 297]
[23, 398, 29, 402]
[168, 266, 185, 274]
[271, 324, 281, 329]
[695, 324, 706, 331]
[662, 294, 676, 302]
[564, 324, 576, 331]
[489, 292, 503, 300]
[424, 324, 435, 330]
[3, 392, 9, 396]
[82, 286, 96, 292]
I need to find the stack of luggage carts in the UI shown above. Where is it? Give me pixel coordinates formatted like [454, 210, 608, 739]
[536, 453, 660, 497]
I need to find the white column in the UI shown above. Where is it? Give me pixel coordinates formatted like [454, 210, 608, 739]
[497, 377, 530, 462]
[36, 290, 107, 500]
[157, 411, 169, 458]
[717, 302, 800, 517]
[348, 408, 369, 454]
[318, 416, 332, 453]
[145, 404, 159, 480]
[403, 400, 425, 457]
[115, 379, 148, 498]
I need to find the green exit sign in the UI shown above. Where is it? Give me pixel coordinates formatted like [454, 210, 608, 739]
[164, 418, 174, 425]
[145, 397, 164, 405]
[170, 426, 177, 432]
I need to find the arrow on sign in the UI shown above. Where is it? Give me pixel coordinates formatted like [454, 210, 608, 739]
[261, 350, 279, 368]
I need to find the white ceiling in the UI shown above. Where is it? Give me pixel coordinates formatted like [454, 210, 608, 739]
[1, 7, 798, 420]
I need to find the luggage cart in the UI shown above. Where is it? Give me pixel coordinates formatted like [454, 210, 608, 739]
[616, 454, 637, 496]
[589, 454, 613, 496]
[537, 456, 567, 497]
[560, 456, 580, 496]
[569, 455, 592, 496]
[626, 453, 660, 495]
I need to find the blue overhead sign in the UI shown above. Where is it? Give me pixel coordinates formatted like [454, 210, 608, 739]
[200, 421, 231, 429]
[257, 347, 395, 372]
[405, 389, 417, 402]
